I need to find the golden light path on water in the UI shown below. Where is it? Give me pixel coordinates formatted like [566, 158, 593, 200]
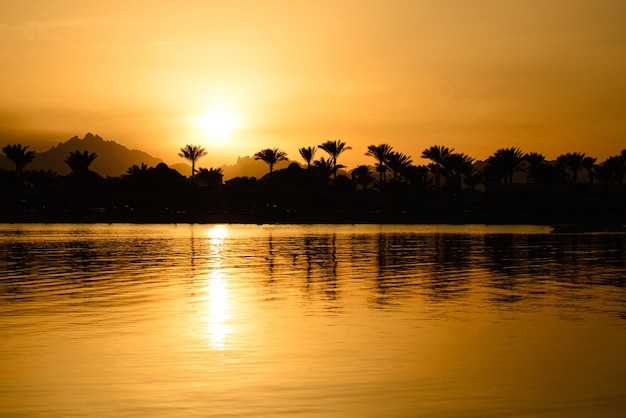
[204, 225, 230, 350]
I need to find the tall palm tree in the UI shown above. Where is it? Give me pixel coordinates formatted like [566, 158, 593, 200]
[298, 146, 316, 168]
[2, 144, 35, 177]
[254, 148, 287, 177]
[421, 145, 453, 192]
[319, 140, 351, 178]
[557, 152, 586, 184]
[366, 143, 394, 184]
[178, 144, 207, 182]
[486, 147, 524, 184]
[65, 150, 98, 173]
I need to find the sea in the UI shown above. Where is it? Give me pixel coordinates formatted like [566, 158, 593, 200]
[1, 223, 625, 417]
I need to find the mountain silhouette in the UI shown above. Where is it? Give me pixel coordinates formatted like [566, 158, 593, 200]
[20, 133, 163, 176]
[0, 133, 294, 179]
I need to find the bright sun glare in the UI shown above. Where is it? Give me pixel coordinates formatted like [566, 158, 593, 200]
[196, 108, 241, 143]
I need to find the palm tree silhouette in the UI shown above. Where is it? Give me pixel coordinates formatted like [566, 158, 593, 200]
[313, 157, 337, 185]
[557, 152, 586, 184]
[351, 165, 374, 190]
[65, 150, 97, 173]
[319, 140, 351, 178]
[421, 145, 453, 192]
[124, 163, 149, 177]
[524, 152, 545, 183]
[2, 144, 35, 178]
[463, 168, 483, 191]
[581, 156, 596, 184]
[618, 149, 626, 184]
[298, 146, 316, 168]
[178, 144, 207, 182]
[444, 152, 474, 191]
[196, 167, 224, 187]
[486, 147, 524, 184]
[385, 151, 413, 182]
[254, 148, 287, 177]
[366, 143, 394, 184]
[594, 156, 624, 188]
[600, 153, 625, 184]
[403, 165, 431, 191]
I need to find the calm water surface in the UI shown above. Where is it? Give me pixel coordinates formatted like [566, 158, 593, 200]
[1, 224, 625, 417]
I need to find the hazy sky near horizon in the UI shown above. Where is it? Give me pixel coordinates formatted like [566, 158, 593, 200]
[1, 0, 625, 167]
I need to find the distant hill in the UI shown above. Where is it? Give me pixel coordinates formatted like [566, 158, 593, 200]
[23, 133, 164, 176]
[0, 133, 294, 179]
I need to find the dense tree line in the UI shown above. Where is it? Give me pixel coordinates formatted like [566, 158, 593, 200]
[1, 141, 625, 224]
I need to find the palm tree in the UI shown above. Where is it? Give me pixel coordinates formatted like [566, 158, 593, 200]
[557, 152, 586, 184]
[351, 165, 374, 190]
[463, 168, 483, 191]
[2, 144, 35, 177]
[178, 144, 207, 182]
[581, 156, 596, 184]
[298, 146, 316, 168]
[486, 147, 524, 184]
[385, 151, 413, 181]
[124, 162, 149, 178]
[365, 143, 394, 184]
[421, 145, 453, 192]
[403, 165, 431, 191]
[313, 157, 336, 185]
[524, 152, 545, 183]
[65, 150, 97, 173]
[618, 149, 626, 184]
[524, 152, 545, 166]
[444, 152, 474, 190]
[254, 148, 287, 176]
[196, 167, 224, 187]
[318, 140, 351, 178]
[594, 155, 625, 188]
[594, 162, 613, 188]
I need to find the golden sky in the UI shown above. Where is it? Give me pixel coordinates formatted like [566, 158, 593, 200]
[1, 0, 625, 168]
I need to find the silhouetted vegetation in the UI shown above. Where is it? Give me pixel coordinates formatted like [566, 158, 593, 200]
[178, 144, 207, 182]
[2, 144, 35, 179]
[1, 140, 625, 225]
[254, 148, 287, 177]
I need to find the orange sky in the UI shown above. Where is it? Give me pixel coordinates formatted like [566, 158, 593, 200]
[1, 0, 625, 168]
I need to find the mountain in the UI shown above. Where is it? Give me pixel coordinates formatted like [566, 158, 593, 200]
[0, 133, 292, 179]
[27, 133, 164, 176]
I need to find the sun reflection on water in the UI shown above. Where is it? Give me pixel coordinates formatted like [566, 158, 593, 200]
[204, 225, 231, 350]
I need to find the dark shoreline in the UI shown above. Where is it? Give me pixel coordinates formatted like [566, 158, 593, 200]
[2, 210, 624, 231]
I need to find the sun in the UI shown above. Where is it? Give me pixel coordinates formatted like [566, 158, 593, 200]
[196, 108, 242, 143]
